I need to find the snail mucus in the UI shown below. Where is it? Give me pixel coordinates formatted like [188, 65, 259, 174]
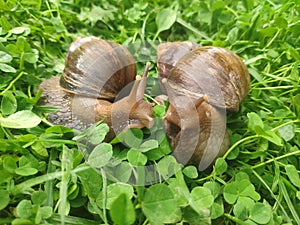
[38, 37, 250, 171]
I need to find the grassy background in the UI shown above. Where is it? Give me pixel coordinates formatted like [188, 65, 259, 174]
[0, 0, 300, 224]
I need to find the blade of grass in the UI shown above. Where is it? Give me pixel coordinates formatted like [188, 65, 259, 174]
[224, 213, 249, 225]
[278, 178, 300, 224]
[100, 168, 108, 224]
[88, 198, 106, 223]
[252, 170, 291, 223]
[11, 166, 90, 195]
[58, 145, 72, 225]
[51, 213, 103, 225]
[45, 149, 57, 208]
[176, 17, 212, 40]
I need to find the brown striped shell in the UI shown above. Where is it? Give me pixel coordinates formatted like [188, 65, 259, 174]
[166, 46, 250, 111]
[157, 41, 199, 79]
[60, 36, 136, 100]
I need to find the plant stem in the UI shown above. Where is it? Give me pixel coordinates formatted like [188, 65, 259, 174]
[0, 71, 25, 95]
[271, 119, 300, 131]
[223, 135, 258, 159]
[101, 168, 108, 224]
[251, 150, 300, 170]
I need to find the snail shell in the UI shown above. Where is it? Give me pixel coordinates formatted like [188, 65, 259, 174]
[167, 46, 250, 111]
[60, 36, 136, 100]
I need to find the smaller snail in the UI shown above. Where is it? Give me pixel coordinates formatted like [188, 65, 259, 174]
[39, 37, 153, 138]
[158, 43, 250, 170]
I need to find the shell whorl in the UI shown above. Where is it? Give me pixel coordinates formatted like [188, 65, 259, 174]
[60, 36, 136, 101]
[167, 46, 250, 111]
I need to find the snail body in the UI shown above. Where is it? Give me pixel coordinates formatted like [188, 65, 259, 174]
[158, 43, 250, 170]
[39, 37, 153, 137]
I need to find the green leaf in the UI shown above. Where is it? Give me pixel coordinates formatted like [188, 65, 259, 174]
[31, 142, 48, 158]
[138, 139, 159, 152]
[260, 129, 282, 146]
[73, 122, 109, 145]
[0, 190, 10, 210]
[247, 112, 282, 146]
[97, 183, 134, 209]
[77, 166, 103, 199]
[88, 143, 112, 168]
[1, 91, 17, 115]
[233, 197, 255, 220]
[15, 167, 38, 176]
[293, 94, 300, 119]
[31, 191, 47, 205]
[0, 51, 12, 62]
[123, 128, 143, 148]
[156, 155, 180, 178]
[110, 193, 136, 225]
[278, 124, 294, 141]
[16, 200, 32, 218]
[153, 104, 166, 118]
[10, 27, 26, 34]
[211, 201, 224, 219]
[46, 125, 74, 134]
[285, 164, 300, 188]
[247, 112, 264, 133]
[203, 181, 221, 199]
[226, 27, 239, 44]
[233, 200, 248, 220]
[111, 162, 132, 183]
[296, 191, 300, 200]
[142, 184, 181, 224]
[155, 8, 177, 37]
[239, 180, 260, 201]
[182, 206, 211, 225]
[168, 177, 189, 207]
[190, 187, 214, 210]
[0, 63, 16, 73]
[24, 52, 38, 63]
[0, 110, 41, 128]
[11, 218, 33, 225]
[0, 16, 11, 32]
[39, 206, 52, 219]
[249, 202, 272, 224]
[3, 155, 17, 173]
[183, 165, 198, 179]
[127, 149, 147, 166]
[223, 179, 260, 204]
[214, 158, 227, 175]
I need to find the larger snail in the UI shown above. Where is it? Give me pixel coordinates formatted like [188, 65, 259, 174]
[157, 42, 250, 170]
[39, 36, 154, 138]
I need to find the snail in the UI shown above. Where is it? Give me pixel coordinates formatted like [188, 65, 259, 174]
[39, 36, 153, 138]
[157, 43, 250, 170]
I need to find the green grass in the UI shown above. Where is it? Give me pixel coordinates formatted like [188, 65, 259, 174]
[0, 0, 300, 224]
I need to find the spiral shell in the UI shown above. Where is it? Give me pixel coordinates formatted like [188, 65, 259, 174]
[60, 36, 136, 100]
[166, 46, 250, 111]
[157, 41, 199, 79]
